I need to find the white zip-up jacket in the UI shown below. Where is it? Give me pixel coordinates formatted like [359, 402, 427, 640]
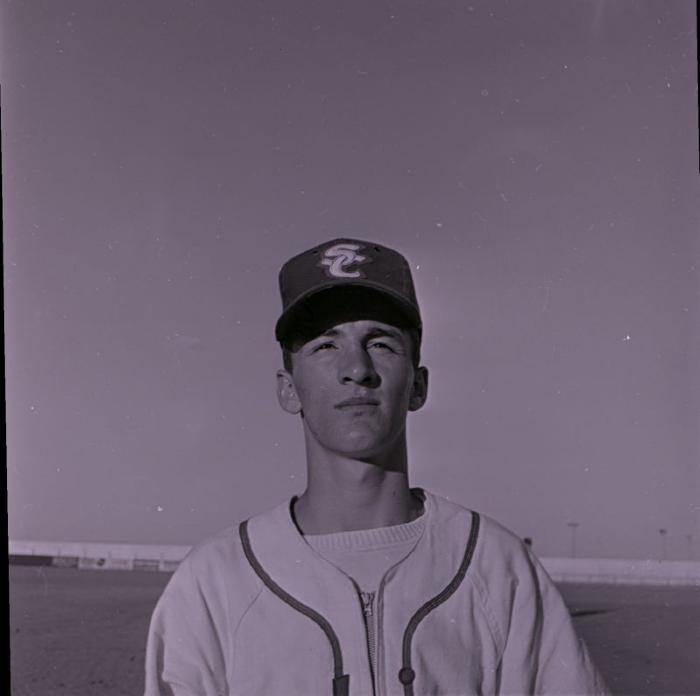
[145, 490, 609, 695]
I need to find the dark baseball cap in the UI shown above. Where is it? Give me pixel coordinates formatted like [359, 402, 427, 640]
[275, 238, 422, 346]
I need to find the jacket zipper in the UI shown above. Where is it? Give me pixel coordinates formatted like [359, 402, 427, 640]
[357, 561, 411, 696]
[359, 591, 377, 694]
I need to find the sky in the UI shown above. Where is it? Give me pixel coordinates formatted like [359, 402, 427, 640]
[3, 0, 699, 560]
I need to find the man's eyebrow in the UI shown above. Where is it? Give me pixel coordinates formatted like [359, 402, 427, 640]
[365, 327, 404, 341]
[309, 326, 404, 341]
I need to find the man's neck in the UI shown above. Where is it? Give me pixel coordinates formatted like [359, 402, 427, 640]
[292, 441, 422, 535]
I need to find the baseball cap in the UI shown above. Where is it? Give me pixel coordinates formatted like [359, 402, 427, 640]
[275, 238, 422, 346]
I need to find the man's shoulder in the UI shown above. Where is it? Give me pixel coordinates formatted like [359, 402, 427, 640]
[425, 490, 534, 570]
[427, 491, 526, 544]
[184, 523, 242, 565]
[426, 492, 554, 615]
[178, 498, 290, 577]
[171, 524, 248, 594]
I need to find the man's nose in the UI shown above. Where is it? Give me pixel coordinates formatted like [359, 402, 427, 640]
[338, 345, 379, 386]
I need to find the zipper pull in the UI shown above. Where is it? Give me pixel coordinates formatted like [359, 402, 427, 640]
[360, 591, 374, 617]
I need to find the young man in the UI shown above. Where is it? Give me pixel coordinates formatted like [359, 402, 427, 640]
[145, 238, 608, 695]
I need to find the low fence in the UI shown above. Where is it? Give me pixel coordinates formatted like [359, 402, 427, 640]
[9, 540, 190, 573]
[542, 557, 700, 586]
[8, 540, 700, 586]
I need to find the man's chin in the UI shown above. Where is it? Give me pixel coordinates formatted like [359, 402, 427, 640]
[328, 435, 403, 465]
[306, 422, 404, 462]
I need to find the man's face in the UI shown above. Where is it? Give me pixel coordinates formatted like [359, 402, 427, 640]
[277, 319, 428, 460]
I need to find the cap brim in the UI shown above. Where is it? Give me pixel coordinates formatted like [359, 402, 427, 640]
[275, 280, 422, 345]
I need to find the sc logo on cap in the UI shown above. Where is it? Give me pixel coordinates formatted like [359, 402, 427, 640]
[319, 243, 369, 279]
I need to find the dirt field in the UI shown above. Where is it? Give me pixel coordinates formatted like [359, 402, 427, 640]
[558, 583, 700, 695]
[9, 565, 700, 695]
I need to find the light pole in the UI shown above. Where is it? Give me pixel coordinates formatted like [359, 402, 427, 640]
[567, 521, 579, 558]
[658, 528, 668, 560]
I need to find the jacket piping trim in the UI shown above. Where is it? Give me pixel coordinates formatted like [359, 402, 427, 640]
[398, 511, 481, 696]
[239, 520, 350, 696]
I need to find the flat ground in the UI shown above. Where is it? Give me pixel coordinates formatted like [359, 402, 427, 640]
[558, 583, 700, 695]
[9, 566, 700, 695]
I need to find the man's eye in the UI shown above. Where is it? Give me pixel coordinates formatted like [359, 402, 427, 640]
[313, 342, 336, 352]
[368, 341, 393, 352]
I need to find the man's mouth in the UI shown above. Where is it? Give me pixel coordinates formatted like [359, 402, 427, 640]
[335, 397, 380, 409]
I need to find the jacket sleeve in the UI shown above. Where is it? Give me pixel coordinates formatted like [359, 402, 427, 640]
[497, 549, 610, 695]
[144, 557, 229, 696]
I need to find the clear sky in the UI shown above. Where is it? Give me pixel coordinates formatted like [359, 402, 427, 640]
[3, 0, 698, 560]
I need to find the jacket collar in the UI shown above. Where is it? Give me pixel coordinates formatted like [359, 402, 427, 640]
[244, 488, 474, 609]
[245, 488, 429, 604]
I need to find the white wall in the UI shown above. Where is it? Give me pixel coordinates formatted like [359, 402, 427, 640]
[9, 539, 700, 585]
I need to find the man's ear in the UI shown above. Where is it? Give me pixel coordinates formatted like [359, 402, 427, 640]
[276, 369, 302, 415]
[408, 366, 428, 412]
